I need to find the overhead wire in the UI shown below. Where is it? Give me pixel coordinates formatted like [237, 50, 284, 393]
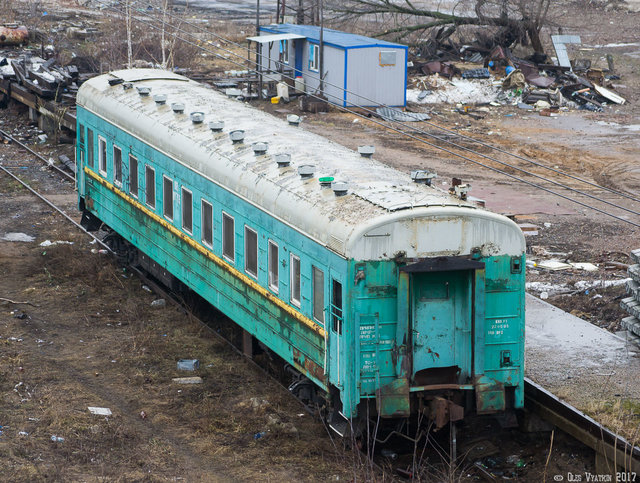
[127, 1, 640, 206]
[92, 0, 640, 228]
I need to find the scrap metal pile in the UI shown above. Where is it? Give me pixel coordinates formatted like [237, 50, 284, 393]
[409, 35, 626, 112]
[0, 48, 87, 103]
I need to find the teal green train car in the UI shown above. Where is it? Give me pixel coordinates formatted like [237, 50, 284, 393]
[76, 69, 525, 434]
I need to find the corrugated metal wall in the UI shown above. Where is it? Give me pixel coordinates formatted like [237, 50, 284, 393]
[302, 43, 344, 105]
[346, 47, 406, 107]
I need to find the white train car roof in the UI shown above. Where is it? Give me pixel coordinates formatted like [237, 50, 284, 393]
[78, 69, 525, 260]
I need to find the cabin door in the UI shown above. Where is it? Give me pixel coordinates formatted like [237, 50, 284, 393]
[411, 270, 472, 384]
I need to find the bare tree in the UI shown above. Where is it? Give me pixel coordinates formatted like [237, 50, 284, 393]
[125, 0, 133, 68]
[328, 0, 552, 54]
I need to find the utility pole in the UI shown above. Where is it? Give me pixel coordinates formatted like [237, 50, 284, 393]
[297, 0, 304, 24]
[318, 0, 324, 97]
[256, 0, 262, 99]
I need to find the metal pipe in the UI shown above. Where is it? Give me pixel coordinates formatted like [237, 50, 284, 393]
[0, 25, 29, 46]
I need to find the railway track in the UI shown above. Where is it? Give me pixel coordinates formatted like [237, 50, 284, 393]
[2, 130, 640, 478]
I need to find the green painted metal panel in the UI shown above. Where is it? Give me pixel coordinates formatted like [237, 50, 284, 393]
[412, 271, 471, 373]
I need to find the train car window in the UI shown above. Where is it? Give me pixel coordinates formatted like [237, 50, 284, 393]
[78, 124, 85, 145]
[163, 176, 174, 221]
[113, 146, 123, 186]
[268, 240, 279, 293]
[244, 226, 258, 278]
[222, 212, 235, 262]
[312, 266, 325, 323]
[129, 155, 138, 198]
[331, 279, 343, 334]
[201, 200, 213, 247]
[145, 165, 156, 209]
[87, 129, 94, 168]
[98, 136, 107, 176]
[181, 188, 193, 234]
[290, 254, 301, 307]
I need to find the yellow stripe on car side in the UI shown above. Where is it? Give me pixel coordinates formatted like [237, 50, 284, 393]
[85, 167, 326, 338]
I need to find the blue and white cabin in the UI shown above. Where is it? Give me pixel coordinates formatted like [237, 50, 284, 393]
[255, 23, 407, 107]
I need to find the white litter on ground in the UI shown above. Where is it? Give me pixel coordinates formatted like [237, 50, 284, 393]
[574, 279, 630, 291]
[526, 278, 631, 295]
[88, 407, 112, 416]
[39, 240, 74, 247]
[407, 76, 502, 105]
[2, 232, 35, 242]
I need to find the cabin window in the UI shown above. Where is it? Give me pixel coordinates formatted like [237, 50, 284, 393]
[113, 146, 122, 185]
[309, 44, 319, 72]
[181, 188, 192, 234]
[78, 124, 85, 145]
[201, 200, 213, 247]
[331, 279, 343, 334]
[129, 155, 138, 198]
[145, 165, 155, 209]
[290, 254, 301, 307]
[244, 226, 258, 278]
[312, 266, 324, 323]
[98, 136, 107, 176]
[268, 240, 279, 293]
[222, 212, 235, 262]
[279, 39, 289, 64]
[87, 129, 94, 168]
[163, 176, 173, 221]
[379, 51, 397, 66]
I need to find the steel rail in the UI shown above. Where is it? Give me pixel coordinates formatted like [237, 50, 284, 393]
[0, 127, 76, 182]
[0, 154, 314, 414]
[525, 377, 640, 472]
[0, 165, 105, 249]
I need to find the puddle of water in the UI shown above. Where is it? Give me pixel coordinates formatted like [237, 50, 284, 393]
[2, 232, 35, 242]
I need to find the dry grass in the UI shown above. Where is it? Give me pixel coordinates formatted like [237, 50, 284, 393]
[0, 233, 358, 481]
[583, 398, 640, 443]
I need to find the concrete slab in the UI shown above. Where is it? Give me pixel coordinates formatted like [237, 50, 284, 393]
[525, 294, 640, 407]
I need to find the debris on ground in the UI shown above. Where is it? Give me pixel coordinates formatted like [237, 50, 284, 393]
[177, 359, 200, 371]
[171, 377, 203, 384]
[406, 38, 626, 113]
[88, 407, 112, 416]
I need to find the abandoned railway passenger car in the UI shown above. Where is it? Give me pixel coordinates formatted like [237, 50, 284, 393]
[76, 69, 526, 433]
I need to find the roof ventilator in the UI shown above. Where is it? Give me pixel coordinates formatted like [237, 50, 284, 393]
[123, 82, 133, 90]
[287, 114, 301, 126]
[252, 142, 268, 155]
[411, 170, 437, 186]
[450, 178, 471, 200]
[298, 164, 315, 179]
[358, 145, 375, 158]
[171, 102, 185, 114]
[331, 181, 349, 196]
[136, 86, 151, 96]
[153, 94, 167, 105]
[275, 153, 291, 167]
[108, 78, 123, 86]
[229, 130, 245, 144]
[319, 176, 334, 187]
[190, 112, 205, 124]
[209, 120, 224, 132]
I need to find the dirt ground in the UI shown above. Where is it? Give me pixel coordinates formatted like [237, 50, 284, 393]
[2, 0, 640, 479]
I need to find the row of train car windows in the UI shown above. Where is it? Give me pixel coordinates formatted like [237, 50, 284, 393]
[79, 126, 344, 333]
